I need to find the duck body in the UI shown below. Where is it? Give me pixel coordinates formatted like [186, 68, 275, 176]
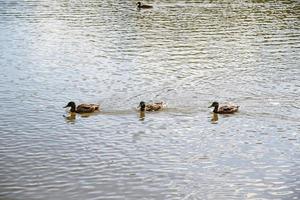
[64, 101, 100, 113]
[137, 2, 153, 9]
[139, 101, 164, 112]
[209, 102, 239, 114]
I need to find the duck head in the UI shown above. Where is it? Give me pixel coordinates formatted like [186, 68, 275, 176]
[64, 101, 76, 112]
[139, 101, 146, 111]
[208, 102, 219, 108]
[136, 2, 141, 7]
[209, 102, 219, 113]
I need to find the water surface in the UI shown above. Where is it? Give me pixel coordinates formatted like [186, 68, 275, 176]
[0, 0, 299, 199]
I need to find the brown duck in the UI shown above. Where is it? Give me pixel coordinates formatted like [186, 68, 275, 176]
[136, 2, 153, 9]
[209, 102, 239, 114]
[64, 101, 100, 113]
[138, 101, 164, 112]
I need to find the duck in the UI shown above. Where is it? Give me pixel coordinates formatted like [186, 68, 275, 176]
[138, 101, 164, 112]
[64, 101, 100, 113]
[136, 2, 153, 9]
[209, 102, 239, 114]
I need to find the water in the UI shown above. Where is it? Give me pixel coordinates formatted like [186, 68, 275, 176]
[0, 0, 299, 199]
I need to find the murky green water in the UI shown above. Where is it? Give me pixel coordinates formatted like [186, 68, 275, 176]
[0, 0, 299, 199]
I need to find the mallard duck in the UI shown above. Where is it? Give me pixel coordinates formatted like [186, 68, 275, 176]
[64, 101, 100, 113]
[136, 2, 153, 9]
[138, 101, 164, 112]
[209, 102, 239, 114]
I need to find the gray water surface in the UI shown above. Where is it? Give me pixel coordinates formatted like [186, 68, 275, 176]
[0, 0, 299, 199]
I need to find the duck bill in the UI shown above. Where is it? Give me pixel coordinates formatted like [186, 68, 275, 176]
[208, 105, 213, 108]
[63, 105, 68, 108]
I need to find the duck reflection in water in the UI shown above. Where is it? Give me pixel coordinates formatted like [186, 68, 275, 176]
[63, 112, 99, 123]
[211, 113, 219, 124]
[63, 112, 76, 123]
[139, 110, 145, 121]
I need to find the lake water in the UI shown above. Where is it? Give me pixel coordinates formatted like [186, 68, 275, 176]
[0, 0, 299, 199]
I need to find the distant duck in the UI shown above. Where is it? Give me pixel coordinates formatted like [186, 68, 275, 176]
[138, 101, 164, 112]
[64, 101, 100, 113]
[136, 2, 153, 9]
[209, 102, 239, 114]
